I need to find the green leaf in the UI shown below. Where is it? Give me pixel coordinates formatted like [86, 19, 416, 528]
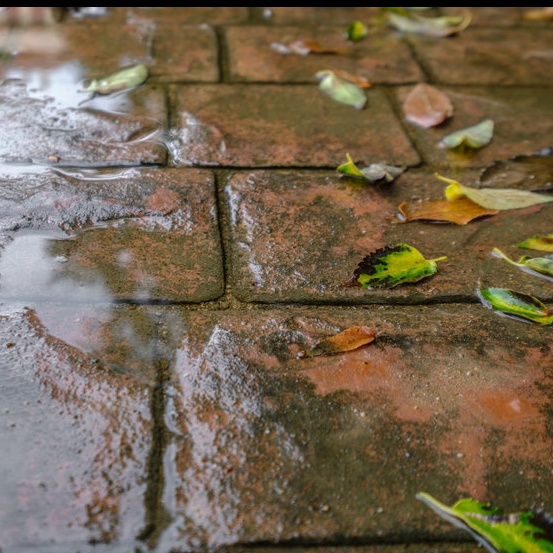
[316, 70, 367, 110]
[417, 492, 553, 553]
[437, 173, 553, 210]
[439, 119, 494, 150]
[336, 154, 405, 183]
[82, 63, 149, 95]
[477, 286, 553, 324]
[343, 243, 447, 289]
[336, 153, 365, 178]
[518, 233, 553, 252]
[492, 248, 553, 279]
[347, 20, 369, 42]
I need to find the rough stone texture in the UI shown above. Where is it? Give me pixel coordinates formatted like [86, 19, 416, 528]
[107, 7, 250, 25]
[225, 26, 423, 84]
[393, 85, 553, 170]
[0, 167, 224, 302]
[254, 7, 381, 25]
[171, 85, 420, 167]
[0, 80, 167, 166]
[157, 306, 553, 550]
[0, 306, 154, 552]
[225, 169, 553, 304]
[0, 18, 219, 82]
[0, 7, 552, 553]
[406, 28, 553, 86]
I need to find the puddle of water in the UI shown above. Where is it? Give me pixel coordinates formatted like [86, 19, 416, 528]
[0, 229, 111, 303]
[4, 62, 141, 113]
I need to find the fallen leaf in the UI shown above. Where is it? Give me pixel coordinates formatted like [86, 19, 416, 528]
[436, 173, 553, 210]
[395, 198, 498, 225]
[517, 233, 553, 252]
[303, 326, 376, 357]
[271, 39, 351, 56]
[82, 63, 149, 95]
[417, 492, 553, 553]
[439, 119, 494, 150]
[343, 243, 447, 289]
[316, 70, 367, 109]
[337, 153, 404, 183]
[492, 247, 553, 279]
[332, 69, 372, 89]
[477, 286, 553, 324]
[346, 20, 369, 42]
[383, 8, 472, 37]
[403, 83, 453, 128]
[479, 148, 553, 192]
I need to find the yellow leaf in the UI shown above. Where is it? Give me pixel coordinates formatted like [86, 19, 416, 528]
[436, 173, 553, 210]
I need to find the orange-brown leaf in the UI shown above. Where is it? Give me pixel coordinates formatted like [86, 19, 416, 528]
[395, 198, 498, 225]
[304, 326, 376, 357]
[333, 69, 372, 89]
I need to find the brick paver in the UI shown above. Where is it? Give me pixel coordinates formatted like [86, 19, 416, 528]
[0, 7, 552, 553]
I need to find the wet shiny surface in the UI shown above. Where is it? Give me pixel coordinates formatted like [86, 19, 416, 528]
[0, 7, 552, 553]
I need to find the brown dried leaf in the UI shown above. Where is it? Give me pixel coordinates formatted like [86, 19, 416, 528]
[403, 83, 453, 128]
[333, 69, 372, 89]
[395, 198, 499, 225]
[303, 326, 376, 357]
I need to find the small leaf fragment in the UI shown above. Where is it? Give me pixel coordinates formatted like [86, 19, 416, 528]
[271, 39, 351, 56]
[347, 20, 369, 42]
[383, 9, 472, 37]
[477, 286, 553, 324]
[403, 83, 453, 128]
[439, 119, 494, 150]
[492, 247, 553, 279]
[304, 326, 376, 357]
[417, 492, 553, 553]
[82, 63, 149, 95]
[337, 154, 404, 183]
[343, 243, 447, 289]
[437, 173, 553, 210]
[517, 233, 553, 252]
[316, 70, 367, 110]
[395, 198, 498, 225]
[337, 153, 365, 178]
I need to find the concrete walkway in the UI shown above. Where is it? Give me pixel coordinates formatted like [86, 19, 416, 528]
[0, 7, 552, 553]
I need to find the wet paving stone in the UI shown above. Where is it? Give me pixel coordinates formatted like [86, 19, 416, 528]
[0, 79, 167, 166]
[225, 25, 423, 84]
[406, 28, 553, 86]
[224, 169, 553, 304]
[108, 7, 250, 25]
[0, 17, 219, 82]
[0, 304, 156, 552]
[171, 85, 420, 167]
[255, 7, 381, 25]
[0, 7, 552, 553]
[392, 85, 553, 170]
[156, 305, 553, 550]
[0, 166, 224, 303]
